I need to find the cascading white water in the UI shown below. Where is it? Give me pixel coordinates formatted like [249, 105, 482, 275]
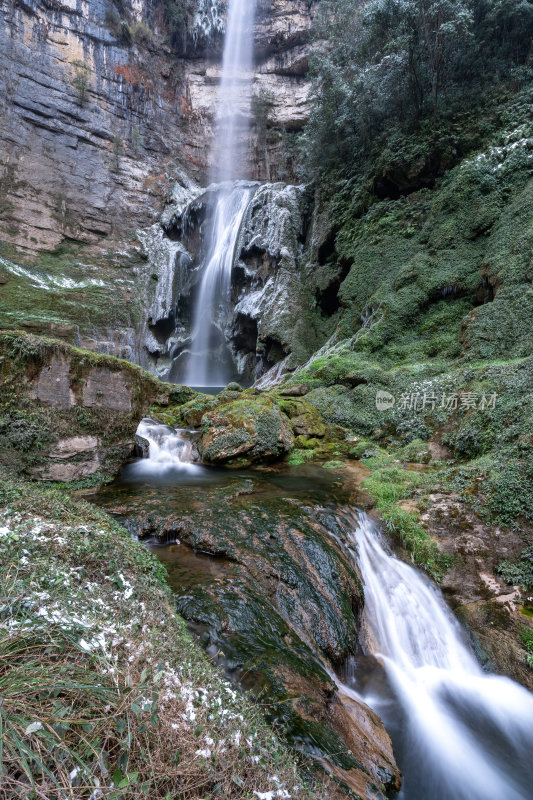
[132, 418, 200, 475]
[183, 0, 257, 387]
[348, 512, 533, 800]
[184, 184, 254, 387]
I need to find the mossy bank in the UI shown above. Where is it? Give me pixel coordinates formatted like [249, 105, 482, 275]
[0, 475, 351, 800]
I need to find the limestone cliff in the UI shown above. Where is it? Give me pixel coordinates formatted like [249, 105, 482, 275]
[0, 0, 314, 254]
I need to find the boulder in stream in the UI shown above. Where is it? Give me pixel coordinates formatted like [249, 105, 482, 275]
[200, 395, 295, 465]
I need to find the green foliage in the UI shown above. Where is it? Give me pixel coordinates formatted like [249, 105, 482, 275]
[104, 7, 155, 48]
[70, 59, 91, 106]
[301, 0, 533, 179]
[130, 20, 155, 47]
[0, 412, 54, 452]
[111, 134, 125, 173]
[286, 448, 314, 465]
[362, 465, 451, 580]
[162, 0, 196, 51]
[497, 547, 533, 589]
[322, 459, 345, 470]
[486, 459, 533, 524]
[130, 126, 144, 158]
[0, 478, 321, 798]
[382, 505, 452, 582]
[519, 626, 533, 669]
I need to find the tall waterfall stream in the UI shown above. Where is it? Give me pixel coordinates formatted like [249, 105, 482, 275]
[184, 184, 255, 387]
[180, 0, 257, 387]
[99, 422, 533, 799]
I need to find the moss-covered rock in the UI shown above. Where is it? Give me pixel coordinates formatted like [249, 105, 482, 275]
[168, 392, 219, 427]
[95, 469, 400, 794]
[200, 395, 295, 465]
[0, 331, 176, 482]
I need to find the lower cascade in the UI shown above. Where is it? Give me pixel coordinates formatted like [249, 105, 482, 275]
[350, 512, 533, 800]
[134, 418, 200, 475]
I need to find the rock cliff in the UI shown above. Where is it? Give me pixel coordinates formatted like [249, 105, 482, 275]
[0, 330, 188, 481]
[0, 0, 314, 254]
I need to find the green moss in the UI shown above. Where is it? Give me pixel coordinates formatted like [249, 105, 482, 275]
[178, 393, 220, 427]
[381, 505, 452, 582]
[201, 396, 293, 464]
[0, 243, 145, 340]
[286, 449, 314, 465]
[362, 466, 451, 581]
[322, 460, 345, 470]
[294, 435, 321, 449]
[0, 332, 172, 480]
[347, 440, 374, 459]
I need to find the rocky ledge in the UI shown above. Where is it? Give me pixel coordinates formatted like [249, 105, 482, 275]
[0, 331, 190, 482]
[95, 467, 401, 797]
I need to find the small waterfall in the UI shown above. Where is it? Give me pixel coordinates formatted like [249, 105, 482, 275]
[348, 512, 533, 800]
[182, 0, 257, 387]
[132, 418, 200, 475]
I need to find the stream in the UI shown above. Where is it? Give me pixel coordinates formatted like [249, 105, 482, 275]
[95, 420, 533, 799]
[348, 514, 533, 799]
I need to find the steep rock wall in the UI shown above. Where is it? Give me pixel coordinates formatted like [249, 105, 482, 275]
[0, 0, 314, 255]
[144, 179, 339, 384]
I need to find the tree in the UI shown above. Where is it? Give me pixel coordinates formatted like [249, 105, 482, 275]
[71, 59, 91, 106]
[301, 0, 533, 179]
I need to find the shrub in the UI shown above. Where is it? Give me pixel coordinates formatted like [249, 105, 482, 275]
[496, 546, 533, 589]
[70, 59, 91, 106]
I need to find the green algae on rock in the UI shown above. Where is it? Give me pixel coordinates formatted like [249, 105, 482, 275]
[200, 395, 295, 465]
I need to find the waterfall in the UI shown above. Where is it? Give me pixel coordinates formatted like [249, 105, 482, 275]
[131, 419, 200, 476]
[347, 512, 533, 800]
[183, 0, 257, 387]
[184, 184, 254, 387]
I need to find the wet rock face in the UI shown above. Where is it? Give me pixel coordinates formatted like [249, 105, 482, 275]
[418, 493, 533, 691]
[95, 470, 400, 796]
[147, 181, 338, 384]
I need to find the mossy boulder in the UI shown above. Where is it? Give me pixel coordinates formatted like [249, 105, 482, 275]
[200, 396, 295, 465]
[273, 397, 328, 440]
[291, 408, 327, 439]
[177, 393, 221, 427]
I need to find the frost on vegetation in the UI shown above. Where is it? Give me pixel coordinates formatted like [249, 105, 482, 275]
[193, 0, 225, 42]
[461, 125, 533, 175]
[0, 497, 308, 798]
[160, 175, 203, 228]
[0, 255, 108, 291]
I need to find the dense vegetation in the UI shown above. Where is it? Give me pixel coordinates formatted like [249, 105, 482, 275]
[302, 0, 533, 181]
[0, 477, 328, 799]
[105, 0, 215, 53]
